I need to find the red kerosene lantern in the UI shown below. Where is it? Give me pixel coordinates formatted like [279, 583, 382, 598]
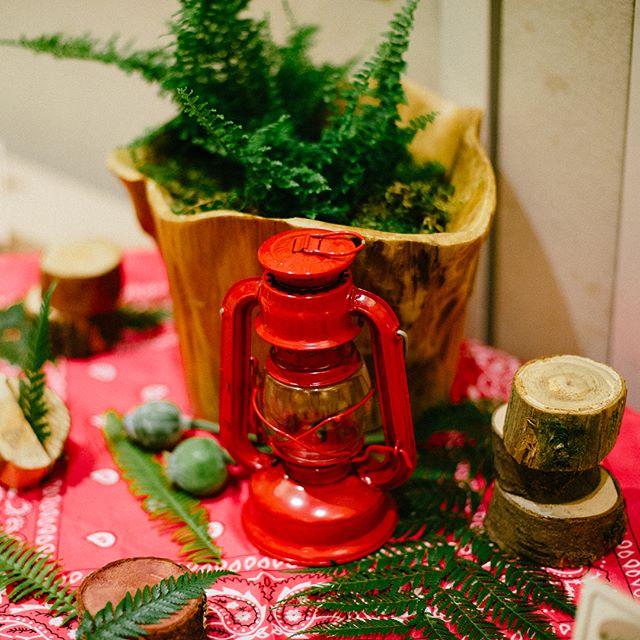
[218, 228, 416, 565]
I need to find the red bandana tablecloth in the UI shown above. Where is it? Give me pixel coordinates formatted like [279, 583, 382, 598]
[0, 248, 638, 639]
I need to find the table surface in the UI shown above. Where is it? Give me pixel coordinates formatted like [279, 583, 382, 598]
[0, 248, 638, 639]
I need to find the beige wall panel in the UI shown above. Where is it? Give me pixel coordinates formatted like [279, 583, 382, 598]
[494, 0, 634, 363]
[0, 1, 178, 196]
[610, 5, 640, 407]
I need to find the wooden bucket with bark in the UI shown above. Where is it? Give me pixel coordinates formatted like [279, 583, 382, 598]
[107, 81, 495, 422]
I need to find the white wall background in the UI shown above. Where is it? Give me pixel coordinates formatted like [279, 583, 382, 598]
[493, 0, 638, 404]
[610, 5, 640, 409]
[2, 1, 638, 404]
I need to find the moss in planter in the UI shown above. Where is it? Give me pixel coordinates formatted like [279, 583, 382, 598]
[353, 161, 453, 234]
[3, 0, 454, 234]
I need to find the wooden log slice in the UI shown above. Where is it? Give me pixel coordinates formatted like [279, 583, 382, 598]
[76, 557, 207, 640]
[0, 375, 70, 489]
[40, 238, 123, 316]
[502, 355, 626, 471]
[491, 403, 601, 503]
[24, 286, 120, 358]
[485, 468, 627, 568]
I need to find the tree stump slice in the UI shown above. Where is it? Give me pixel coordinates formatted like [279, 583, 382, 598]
[491, 403, 601, 503]
[485, 468, 627, 567]
[76, 557, 207, 640]
[29, 239, 124, 358]
[40, 238, 123, 316]
[502, 355, 626, 471]
[0, 375, 70, 489]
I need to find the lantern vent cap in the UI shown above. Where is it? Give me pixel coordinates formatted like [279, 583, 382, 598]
[258, 229, 365, 289]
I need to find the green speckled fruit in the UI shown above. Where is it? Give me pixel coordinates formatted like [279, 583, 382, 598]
[123, 400, 185, 451]
[166, 437, 228, 496]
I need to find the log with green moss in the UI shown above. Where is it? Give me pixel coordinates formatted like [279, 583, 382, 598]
[491, 403, 602, 503]
[502, 355, 626, 471]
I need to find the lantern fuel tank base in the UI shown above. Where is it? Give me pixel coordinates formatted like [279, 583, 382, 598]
[242, 464, 398, 565]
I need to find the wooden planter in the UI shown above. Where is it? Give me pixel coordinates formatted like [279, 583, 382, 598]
[107, 81, 495, 422]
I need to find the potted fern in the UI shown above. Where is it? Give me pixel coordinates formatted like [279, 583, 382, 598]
[5, 0, 495, 422]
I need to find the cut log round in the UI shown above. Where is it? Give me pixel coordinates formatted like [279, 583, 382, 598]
[24, 286, 120, 358]
[485, 468, 627, 567]
[491, 403, 601, 503]
[502, 355, 626, 471]
[0, 375, 70, 489]
[76, 557, 207, 640]
[40, 238, 123, 316]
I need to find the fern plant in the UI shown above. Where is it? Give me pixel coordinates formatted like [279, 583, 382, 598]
[279, 401, 576, 639]
[103, 412, 222, 564]
[76, 569, 229, 640]
[17, 283, 56, 445]
[0, 528, 76, 623]
[2, 0, 453, 233]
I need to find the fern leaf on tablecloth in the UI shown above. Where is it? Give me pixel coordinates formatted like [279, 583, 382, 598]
[286, 533, 570, 639]
[0, 528, 76, 623]
[103, 412, 222, 564]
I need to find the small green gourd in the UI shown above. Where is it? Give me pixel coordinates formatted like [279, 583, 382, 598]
[123, 400, 187, 451]
[166, 437, 229, 496]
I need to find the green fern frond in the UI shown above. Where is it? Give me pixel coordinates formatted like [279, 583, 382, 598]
[18, 283, 55, 445]
[103, 412, 222, 564]
[116, 306, 171, 331]
[177, 88, 330, 204]
[0, 529, 76, 624]
[76, 569, 229, 640]
[394, 476, 480, 538]
[165, 0, 280, 128]
[470, 533, 576, 616]
[0, 34, 171, 83]
[310, 587, 434, 619]
[296, 616, 412, 639]
[23, 284, 55, 378]
[176, 88, 250, 158]
[447, 557, 558, 638]
[314, 0, 428, 215]
[404, 110, 438, 136]
[431, 588, 503, 638]
[286, 533, 568, 639]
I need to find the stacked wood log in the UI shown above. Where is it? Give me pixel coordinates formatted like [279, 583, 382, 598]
[24, 239, 123, 357]
[485, 355, 627, 567]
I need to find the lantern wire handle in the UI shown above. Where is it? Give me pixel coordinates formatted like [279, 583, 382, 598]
[292, 231, 365, 258]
